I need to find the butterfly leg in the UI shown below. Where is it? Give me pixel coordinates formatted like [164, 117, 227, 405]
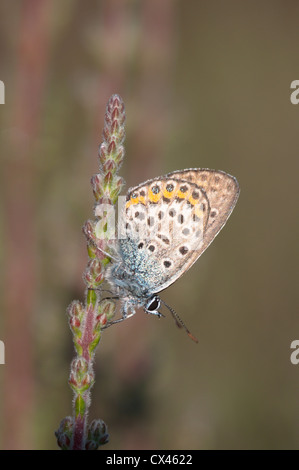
[102, 314, 135, 329]
[101, 300, 136, 329]
[101, 295, 119, 301]
[121, 301, 136, 320]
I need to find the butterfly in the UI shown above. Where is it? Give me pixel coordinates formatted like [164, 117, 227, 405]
[105, 168, 239, 341]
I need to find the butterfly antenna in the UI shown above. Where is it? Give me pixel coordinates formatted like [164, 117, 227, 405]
[160, 299, 198, 343]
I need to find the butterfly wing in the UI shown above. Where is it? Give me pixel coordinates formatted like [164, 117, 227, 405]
[119, 169, 239, 294]
[167, 169, 240, 253]
[119, 175, 209, 293]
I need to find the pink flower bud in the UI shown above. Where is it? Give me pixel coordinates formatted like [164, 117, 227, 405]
[91, 174, 105, 200]
[98, 143, 108, 166]
[70, 316, 81, 329]
[103, 159, 117, 174]
[99, 299, 116, 321]
[111, 120, 119, 134]
[69, 357, 94, 392]
[86, 419, 109, 448]
[102, 124, 111, 143]
[115, 146, 125, 165]
[112, 108, 119, 120]
[108, 140, 116, 154]
[67, 300, 84, 320]
[97, 314, 107, 326]
[55, 416, 73, 449]
[82, 220, 96, 243]
[111, 95, 120, 108]
[104, 171, 113, 190]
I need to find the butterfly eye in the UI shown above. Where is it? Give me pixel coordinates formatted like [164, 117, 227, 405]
[146, 295, 160, 312]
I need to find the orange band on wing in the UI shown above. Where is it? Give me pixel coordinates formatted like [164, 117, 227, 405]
[138, 196, 146, 205]
[188, 195, 198, 206]
[126, 196, 139, 208]
[149, 190, 162, 203]
[162, 189, 174, 199]
[177, 190, 188, 199]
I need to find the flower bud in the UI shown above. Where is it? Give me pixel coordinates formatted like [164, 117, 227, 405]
[91, 174, 105, 200]
[69, 357, 94, 392]
[83, 259, 104, 288]
[85, 419, 109, 449]
[55, 416, 73, 450]
[99, 299, 116, 321]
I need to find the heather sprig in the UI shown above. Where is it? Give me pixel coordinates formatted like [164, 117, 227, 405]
[55, 94, 125, 450]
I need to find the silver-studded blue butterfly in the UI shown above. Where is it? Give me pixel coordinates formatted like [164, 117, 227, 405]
[106, 168, 239, 341]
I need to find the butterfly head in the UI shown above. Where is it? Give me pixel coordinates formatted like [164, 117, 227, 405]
[144, 294, 162, 316]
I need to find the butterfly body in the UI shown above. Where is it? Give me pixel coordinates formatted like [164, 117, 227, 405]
[108, 238, 164, 318]
[106, 168, 239, 335]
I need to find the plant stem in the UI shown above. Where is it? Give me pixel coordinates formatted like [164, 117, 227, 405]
[56, 94, 126, 450]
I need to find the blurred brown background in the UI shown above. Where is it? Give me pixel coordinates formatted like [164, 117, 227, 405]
[0, 0, 298, 450]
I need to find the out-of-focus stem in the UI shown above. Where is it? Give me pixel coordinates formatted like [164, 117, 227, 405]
[3, 0, 51, 450]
